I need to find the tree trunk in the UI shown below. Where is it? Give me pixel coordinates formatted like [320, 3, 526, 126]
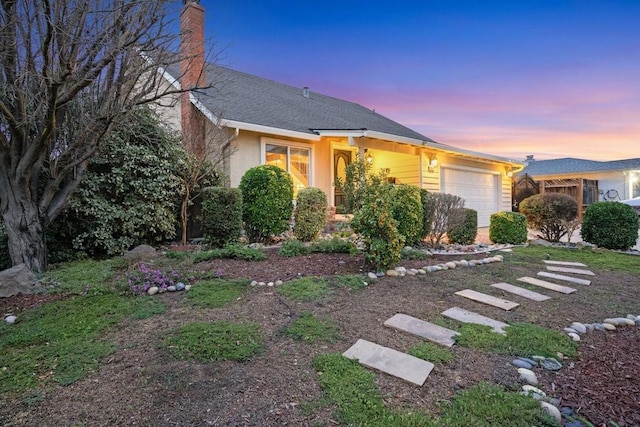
[2, 203, 47, 274]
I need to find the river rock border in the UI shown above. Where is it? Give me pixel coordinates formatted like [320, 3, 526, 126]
[510, 313, 640, 425]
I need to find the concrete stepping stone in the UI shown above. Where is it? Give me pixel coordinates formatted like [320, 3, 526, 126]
[543, 260, 587, 267]
[517, 277, 577, 294]
[537, 271, 591, 286]
[343, 339, 434, 386]
[490, 282, 551, 302]
[384, 313, 459, 347]
[442, 306, 508, 334]
[454, 289, 519, 311]
[545, 266, 595, 276]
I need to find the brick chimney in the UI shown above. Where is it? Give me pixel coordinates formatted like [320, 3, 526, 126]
[180, 0, 206, 157]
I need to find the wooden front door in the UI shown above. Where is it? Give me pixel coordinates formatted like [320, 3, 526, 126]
[334, 150, 352, 210]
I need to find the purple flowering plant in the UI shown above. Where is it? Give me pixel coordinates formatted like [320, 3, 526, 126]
[125, 263, 184, 295]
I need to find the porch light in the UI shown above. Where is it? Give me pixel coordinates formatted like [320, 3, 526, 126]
[427, 155, 438, 172]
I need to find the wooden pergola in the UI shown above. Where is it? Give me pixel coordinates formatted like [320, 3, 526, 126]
[539, 178, 598, 218]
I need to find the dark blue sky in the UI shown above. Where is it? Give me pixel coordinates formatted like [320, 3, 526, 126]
[199, 0, 640, 160]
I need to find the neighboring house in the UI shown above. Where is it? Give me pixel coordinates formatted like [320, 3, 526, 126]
[158, 1, 524, 228]
[516, 156, 640, 217]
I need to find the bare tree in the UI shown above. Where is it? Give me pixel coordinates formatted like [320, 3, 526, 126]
[0, 0, 206, 272]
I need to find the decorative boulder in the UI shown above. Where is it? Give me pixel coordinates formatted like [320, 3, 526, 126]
[0, 264, 42, 298]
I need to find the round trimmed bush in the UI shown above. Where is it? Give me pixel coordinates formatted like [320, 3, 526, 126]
[519, 193, 578, 242]
[581, 202, 639, 250]
[240, 165, 294, 242]
[202, 187, 243, 248]
[293, 187, 327, 242]
[390, 184, 424, 246]
[489, 212, 527, 244]
[447, 208, 478, 244]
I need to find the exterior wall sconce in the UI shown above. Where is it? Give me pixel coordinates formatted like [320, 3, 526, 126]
[364, 149, 373, 164]
[427, 155, 438, 172]
[505, 167, 515, 177]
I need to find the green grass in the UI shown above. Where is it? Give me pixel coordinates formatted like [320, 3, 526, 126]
[512, 245, 640, 274]
[330, 274, 370, 291]
[0, 293, 164, 393]
[187, 279, 249, 308]
[161, 321, 264, 362]
[407, 342, 454, 364]
[43, 258, 121, 294]
[455, 322, 577, 358]
[193, 243, 267, 263]
[439, 382, 560, 427]
[284, 312, 341, 343]
[277, 277, 332, 301]
[313, 354, 435, 426]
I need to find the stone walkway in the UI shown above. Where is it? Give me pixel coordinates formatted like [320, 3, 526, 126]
[343, 256, 596, 388]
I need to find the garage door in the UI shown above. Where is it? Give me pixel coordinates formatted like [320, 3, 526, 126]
[441, 168, 499, 227]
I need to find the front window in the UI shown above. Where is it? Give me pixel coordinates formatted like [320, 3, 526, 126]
[632, 171, 640, 198]
[265, 143, 310, 195]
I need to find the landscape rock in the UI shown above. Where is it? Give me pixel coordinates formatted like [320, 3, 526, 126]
[540, 358, 562, 371]
[517, 357, 538, 366]
[517, 368, 538, 386]
[250, 280, 258, 286]
[406, 269, 417, 276]
[417, 269, 426, 274]
[567, 332, 580, 341]
[123, 244, 156, 261]
[175, 282, 185, 291]
[522, 385, 546, 400]
[167, 285, 177, 292]
[385, 270, 399, 277]
[367, 272, 378, 280]
[585, 323, 594, 332]
[185, 285, 192, 291]
[147, 286, 159, 295]
[445, 262, 457, 269]
[603, 323, 616, 331]
[539, 401, 562, 423]
[570, 322, 587, 334]
[592, 323, 605, 331]
[4, 315, 17, 324]
[0, 264, 43, 298]
[512, 359, 533, 369]
[563, 327, 578, 334]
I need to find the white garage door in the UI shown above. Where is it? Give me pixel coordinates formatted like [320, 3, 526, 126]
[441, 168, 499, 227]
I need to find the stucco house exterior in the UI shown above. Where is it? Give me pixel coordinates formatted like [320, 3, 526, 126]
[159, 1, 523, 227]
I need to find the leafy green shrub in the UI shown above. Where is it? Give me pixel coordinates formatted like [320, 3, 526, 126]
[350, 185, 405, 270]
[161, 321, 264, 362]
[447, 208, 478, 244]
[240, 165, 293, 242]
[309, 237, 357, 254]
[420, 189, 436, 239]
[202, 187, 243, 248]
[400, 246, 429, 260]
[489, 212, 527, 244]
[279, 239, 308, 257]
[48, 107, 187, 257]
[390, 184, 424, 245]
[581, 201, 639, 250]
[519, 193, 578, 242]
[428, 193, 465, 246]
[0, 221, 9, 270]
[193, 243, 267, 263]
[293, 187, 327, 242]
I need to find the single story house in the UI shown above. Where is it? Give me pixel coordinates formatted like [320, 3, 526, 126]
[516, 156, 640, 217]
[157, 1, 524, 227]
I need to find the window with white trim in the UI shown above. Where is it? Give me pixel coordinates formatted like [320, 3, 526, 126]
[264, 142, 310, 195]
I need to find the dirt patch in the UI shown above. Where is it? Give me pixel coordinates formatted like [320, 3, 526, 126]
[1, 249, 639, 426]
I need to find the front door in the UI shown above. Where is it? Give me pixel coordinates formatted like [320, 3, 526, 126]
[334, 150, 352, 211]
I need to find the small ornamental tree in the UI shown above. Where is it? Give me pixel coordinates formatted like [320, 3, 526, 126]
[581, 202, 639, 250]
[350, 184, 404, 270]
[489, 212, 528, 244]
[428, 193, 466, 246]
[202, 187, 243, 248]
[240, 165, 294, 242]
[519, 193, 578, 242]
[420, 189, 436, 239]
[294, 188, 328, 242]
[390, 184, 424, 246]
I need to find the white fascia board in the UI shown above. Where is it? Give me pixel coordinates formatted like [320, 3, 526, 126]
[421, 140, 525, 167]
[188, 93, 320, 141]
[314, 130, 367, 138]
[363, 130, 426, 146]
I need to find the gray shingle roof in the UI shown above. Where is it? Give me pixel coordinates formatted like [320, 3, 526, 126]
[519, 157, 640, 177]
[170, 63, 437, 143]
